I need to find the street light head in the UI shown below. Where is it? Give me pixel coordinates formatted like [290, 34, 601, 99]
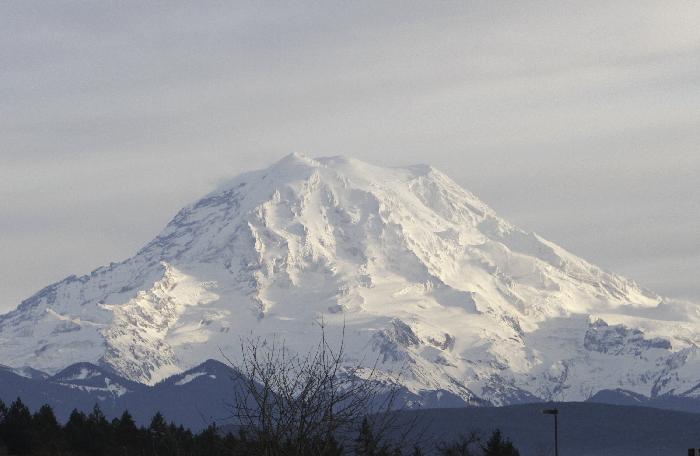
[542, 408, 559, 415]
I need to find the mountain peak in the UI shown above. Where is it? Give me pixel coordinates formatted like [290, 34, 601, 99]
[271, 152, 320, 170]
[0, 155, 693, 406]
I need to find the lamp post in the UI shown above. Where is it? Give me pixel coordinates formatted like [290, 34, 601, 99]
[542, 408, 559, 456]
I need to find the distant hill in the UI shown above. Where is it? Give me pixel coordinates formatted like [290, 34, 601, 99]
[5, 361, 700, 454]
[393, 402, 700, 456]
[0, 359, 242, 430]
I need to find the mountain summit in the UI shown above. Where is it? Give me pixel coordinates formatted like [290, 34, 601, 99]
[1, 154, 698, 405]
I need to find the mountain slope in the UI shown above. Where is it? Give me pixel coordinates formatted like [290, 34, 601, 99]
[1, 154, 698, 405]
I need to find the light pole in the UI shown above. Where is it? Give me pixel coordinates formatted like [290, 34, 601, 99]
[542, 408, 559, 456]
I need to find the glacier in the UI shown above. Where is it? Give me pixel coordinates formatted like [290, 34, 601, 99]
[1, 153, 699, 406]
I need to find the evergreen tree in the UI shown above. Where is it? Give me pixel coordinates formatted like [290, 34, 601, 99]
[85, 404, 112, 455]
[33, 404, 59, 430]
[193, 424, 223, 456]
[169, 422, 194, 455]
[149, 412, 180, 455]
[222, 431, 243, 454]
[356, 417, 380, 456]
[3, 398, 33, 454]
[482, 429, 519, 456]
[114, 409, 141, 452]
[437, 433, 480, 456]
[149, 412, 168, 438]
[355, 417, 399, 456]
[33, 404, 62, 454]
[65, 409, 89, 454]
[0, 398, 7, 448]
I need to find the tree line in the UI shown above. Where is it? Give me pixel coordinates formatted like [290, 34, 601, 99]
[0, 397, 519, 455]
[1, 326, 521, 455]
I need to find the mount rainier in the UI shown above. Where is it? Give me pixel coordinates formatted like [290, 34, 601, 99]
[1, 154, 698, 407]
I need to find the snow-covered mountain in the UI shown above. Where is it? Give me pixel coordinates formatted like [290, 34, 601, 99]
[1, 154, 699, 405]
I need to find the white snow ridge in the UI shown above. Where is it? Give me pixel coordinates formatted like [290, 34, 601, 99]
[1, 154, 698, 405]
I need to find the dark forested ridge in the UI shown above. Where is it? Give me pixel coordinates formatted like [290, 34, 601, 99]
[0, 397, 519, 456]
[6, 398, 700, 455]
[392, 402, 700, 456]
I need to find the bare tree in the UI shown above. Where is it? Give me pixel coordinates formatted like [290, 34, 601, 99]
[222, 320, 415, 455]
[436, 432, 483, 456]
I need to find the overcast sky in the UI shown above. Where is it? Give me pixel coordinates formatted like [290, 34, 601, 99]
[1, 1, 699, 313]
